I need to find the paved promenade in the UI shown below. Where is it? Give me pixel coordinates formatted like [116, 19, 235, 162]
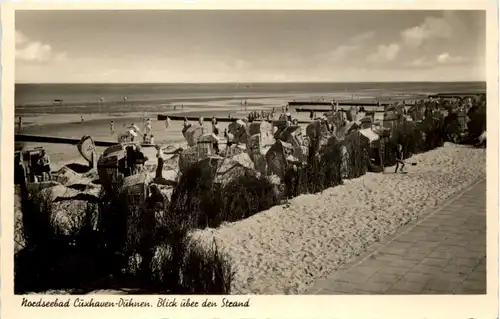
[306, 179, 487, 294]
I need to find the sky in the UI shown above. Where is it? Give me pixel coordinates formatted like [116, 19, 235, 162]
[15, 10, 486, 83]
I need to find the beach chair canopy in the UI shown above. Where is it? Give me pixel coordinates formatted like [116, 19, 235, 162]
[374, 112, 385, 122]
[103, 144, 125, 157]
[198, 133, 219, 144]
[183, 125, 205, 147]
[359, 128, 380, 143]
[117, 130, 137, 143]
[77, 135, 96, 164]
[248, 121, 273, 136]
[360, 116, 373, 124]
[276, 125, 302, 141]
[129, 124, 141, 132]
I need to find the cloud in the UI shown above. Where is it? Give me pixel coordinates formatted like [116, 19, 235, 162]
[407, 58, 429, 67]
[350, 31, 376, 44]
[16, 30, 67, 63]
[15, 31, 29, 45]
[328, 44, 358, 61]
[327, 31, 376, 61]
[367, 12, 471, 66]
[401, 15, 453, 47]
[367, 43, 400, 63]
[405, 52, 469, 69]
[233, 59, 249, 70]
[436, 52, 467, 64]
[405, 56, 439, 69]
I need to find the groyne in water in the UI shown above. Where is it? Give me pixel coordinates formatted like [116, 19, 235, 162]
[15, 134, 116, 147]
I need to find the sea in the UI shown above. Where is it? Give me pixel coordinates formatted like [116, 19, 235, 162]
[16, 82, 486, 108]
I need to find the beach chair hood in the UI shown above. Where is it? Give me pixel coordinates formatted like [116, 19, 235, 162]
[77, 135, 96, 165]
[359, 128, 380, 144]
[183, 125, 205, 147]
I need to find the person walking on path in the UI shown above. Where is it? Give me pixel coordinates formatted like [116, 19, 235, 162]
[395, 144, 405, 174]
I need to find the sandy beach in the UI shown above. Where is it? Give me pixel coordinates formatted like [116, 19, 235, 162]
[17, 97, 317, 169]
[17, 109, 254, 168]
[190, 143, 486, 294]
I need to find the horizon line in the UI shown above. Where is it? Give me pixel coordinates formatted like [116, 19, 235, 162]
[15, 80, 487, 85]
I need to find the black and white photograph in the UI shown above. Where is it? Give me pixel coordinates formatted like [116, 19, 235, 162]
[11, 8, 491, 298]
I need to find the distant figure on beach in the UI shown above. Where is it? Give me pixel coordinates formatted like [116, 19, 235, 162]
[18, 116, 23, 132]
[128, 123, 140, 142]
[165, 117, 171, 130]
[244, 99, 248, 111]
[285, 116, 291, 127]
[395, 144, 405, 174]
[81, 116, 84, 123]
[110, 121, 115, 135]
[150, 135, 155, 144]
[145, 118, 152, 135]
[130, 123, 140, 133]
[123, 96, 128, 101]
[174, 106, 177, 110]
[309, 110, 314, 120]
[212, 119, 220, 136]
[155, 146, 165, 180]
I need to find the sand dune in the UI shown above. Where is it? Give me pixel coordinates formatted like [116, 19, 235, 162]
[191, 143, 486, 294]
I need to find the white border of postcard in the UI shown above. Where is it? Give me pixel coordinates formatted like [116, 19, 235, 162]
[1, 1, 498, 318]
